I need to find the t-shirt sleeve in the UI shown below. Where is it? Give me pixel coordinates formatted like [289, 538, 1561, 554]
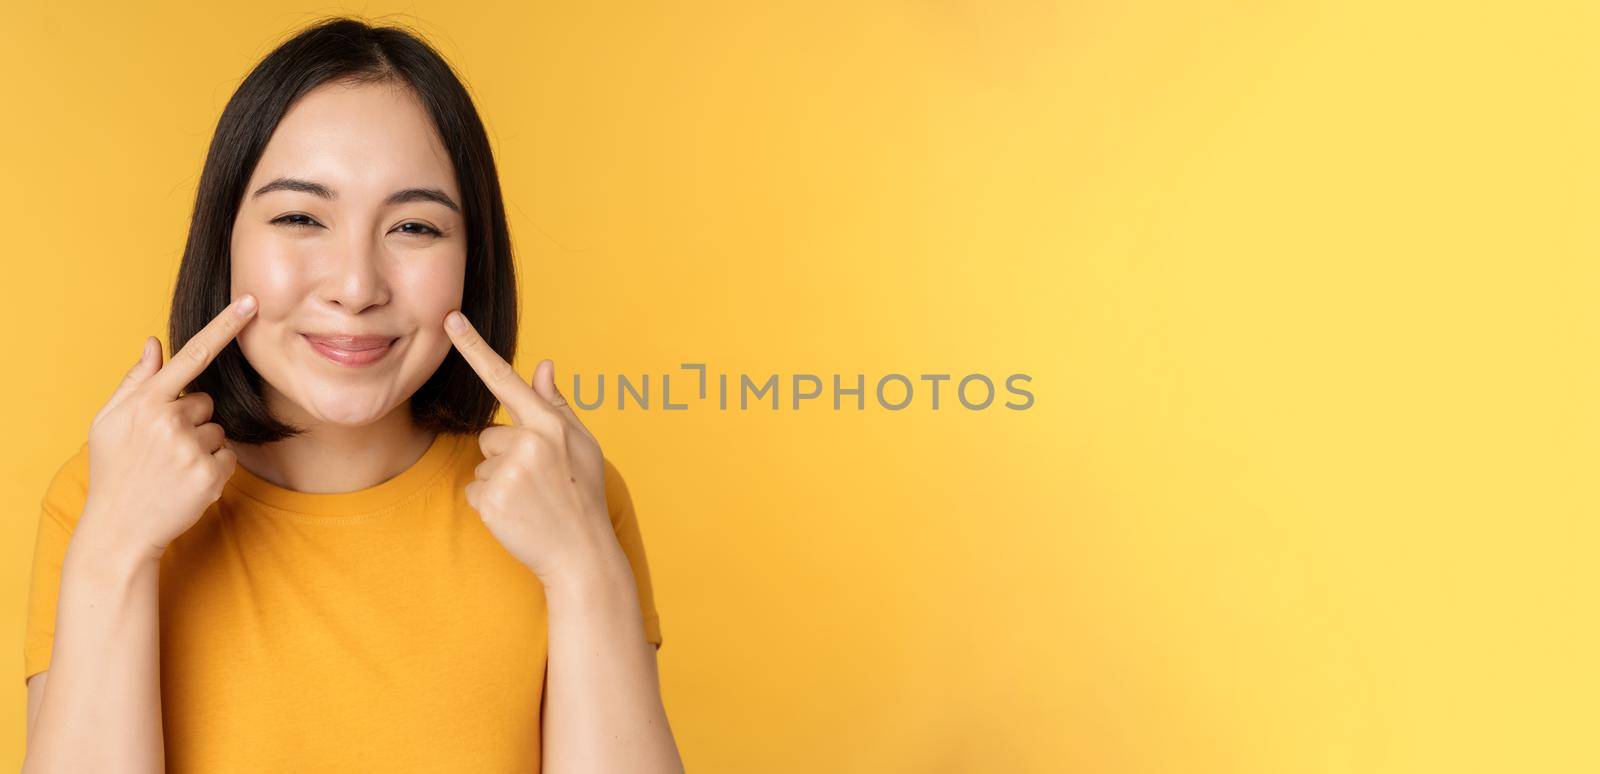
[24, 441, 92, 684]
[602, 458, 663, 651]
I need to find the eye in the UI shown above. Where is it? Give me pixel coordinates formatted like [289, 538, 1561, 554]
[271, 213, 321, 229]
[395, 221, 442, 237]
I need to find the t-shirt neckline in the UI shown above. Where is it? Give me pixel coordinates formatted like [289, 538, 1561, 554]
[225, 432, 462, 517]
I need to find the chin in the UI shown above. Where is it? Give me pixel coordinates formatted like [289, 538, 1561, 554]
[299, 393, 400, 427]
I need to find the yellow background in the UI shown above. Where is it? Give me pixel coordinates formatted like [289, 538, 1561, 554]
[3, 2, 1595, 771]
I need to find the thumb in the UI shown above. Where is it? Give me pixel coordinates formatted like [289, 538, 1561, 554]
[531, 359, 560, 405]
[133, 336, 164, 380]
[534, 359, 590, 437]
[110, 337, 162, 402]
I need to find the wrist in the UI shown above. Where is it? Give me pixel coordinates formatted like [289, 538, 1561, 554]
[63, 531, 161, 594]
[68, 505, 166, 580]
[539, 533, 634, 602]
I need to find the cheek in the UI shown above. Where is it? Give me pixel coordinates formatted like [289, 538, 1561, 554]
[231, 238, 303, 307]
[398, 263, 465, 318]
[392, 258, 466, 340]
[230, 228, 310, 356]
[391, 261, 465, 382]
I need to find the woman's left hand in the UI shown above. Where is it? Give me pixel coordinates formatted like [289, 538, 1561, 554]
[444, 310, 619, 586]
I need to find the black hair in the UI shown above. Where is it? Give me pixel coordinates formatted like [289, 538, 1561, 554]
[169, 16, 517, 443]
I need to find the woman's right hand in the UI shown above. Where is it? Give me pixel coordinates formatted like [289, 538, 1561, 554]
[79, 294, 259, 562]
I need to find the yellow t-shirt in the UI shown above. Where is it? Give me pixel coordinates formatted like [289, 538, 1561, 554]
[23, 429, 662, 771]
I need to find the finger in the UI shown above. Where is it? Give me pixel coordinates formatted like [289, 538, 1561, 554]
[105, 337, 163, 412]
[478, 423, 519, 458]
[532, 359, 593, 438]
[145, 294, 258, 400]
[444, 310, 547, 425]
[174, 392, 215, 426]
[473, 454, 510, 481]
[195, 421, 226, 452]
[212, 444, 237, 478]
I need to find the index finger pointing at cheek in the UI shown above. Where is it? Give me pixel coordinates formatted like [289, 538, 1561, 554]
[144, 294, 259, 399]
[444, 310, 543, 425]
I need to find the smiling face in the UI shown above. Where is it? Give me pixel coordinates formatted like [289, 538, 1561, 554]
[230, 78, 467, 430]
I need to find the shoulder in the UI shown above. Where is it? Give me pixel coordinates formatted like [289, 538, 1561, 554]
[40, 440, 92, 531]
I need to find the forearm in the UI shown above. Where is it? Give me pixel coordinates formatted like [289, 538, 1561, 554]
[541, 539, 683, 774]
[23, 512, 165, 773]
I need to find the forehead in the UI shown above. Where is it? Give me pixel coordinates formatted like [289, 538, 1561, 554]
[248, 79, 459, 200]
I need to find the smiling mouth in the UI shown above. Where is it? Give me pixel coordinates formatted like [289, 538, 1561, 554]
[302, 334, 399, 367]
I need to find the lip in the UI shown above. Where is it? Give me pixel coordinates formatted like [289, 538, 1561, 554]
[302, 333, 399, 367]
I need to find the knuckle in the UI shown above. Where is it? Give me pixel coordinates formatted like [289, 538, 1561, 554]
[140, 402, 168, 427]
[514, 432, 542, 456]
[485, 487, 511, 511]
[176, 443, 203, 468]
[491, 359, 517, 387]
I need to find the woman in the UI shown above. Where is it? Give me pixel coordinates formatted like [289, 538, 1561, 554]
[22, 17, 683, 773]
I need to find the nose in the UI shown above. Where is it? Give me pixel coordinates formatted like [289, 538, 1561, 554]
[317, 232, 392, 313]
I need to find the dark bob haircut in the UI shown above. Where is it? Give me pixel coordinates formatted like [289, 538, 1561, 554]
[169, 16, 517, 444]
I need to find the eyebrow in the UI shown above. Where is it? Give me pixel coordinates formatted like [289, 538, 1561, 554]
[250, 177, 461, 213]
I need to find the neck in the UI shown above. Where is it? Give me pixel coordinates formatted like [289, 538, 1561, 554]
[229, 389, 438, 494]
